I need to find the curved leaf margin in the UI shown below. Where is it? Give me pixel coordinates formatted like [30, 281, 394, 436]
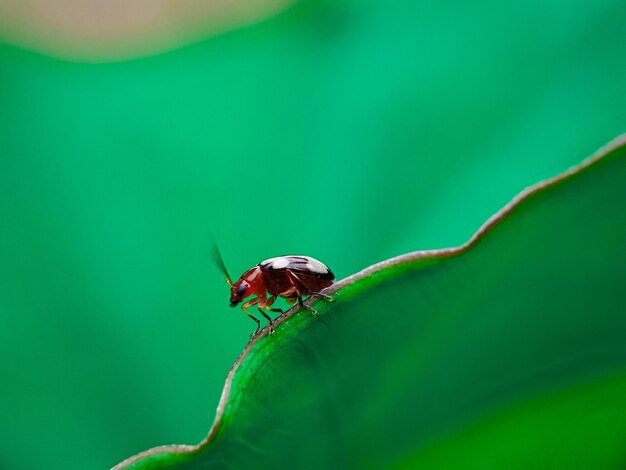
[113, 134, 626, 469]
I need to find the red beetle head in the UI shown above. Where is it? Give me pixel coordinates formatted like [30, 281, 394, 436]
[230, 280, 249, 307]
[212, 243, 265, 308]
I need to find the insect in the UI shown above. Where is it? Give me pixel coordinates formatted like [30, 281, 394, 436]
[213, 247, 335, 336]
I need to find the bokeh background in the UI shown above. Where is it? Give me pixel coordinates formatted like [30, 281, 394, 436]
[1, 0, 625, 468]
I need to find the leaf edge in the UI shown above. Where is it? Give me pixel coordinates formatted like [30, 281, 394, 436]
[112, 133, 626, 469]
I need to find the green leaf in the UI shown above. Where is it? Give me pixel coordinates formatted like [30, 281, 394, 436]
[115, 136, 626, 469]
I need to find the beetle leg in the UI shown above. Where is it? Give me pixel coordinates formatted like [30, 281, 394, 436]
[284, 271, 310, 312]
[257, 307, 274, 334]
[298, 295, 317, 315]
[264, 295, 284, 315]
[257, 296, 275, 333]
[311, 292, 334, 301]
[286, 271, 329, 315]
[241, 297, 262, 337]
[258, 296, 284, 335]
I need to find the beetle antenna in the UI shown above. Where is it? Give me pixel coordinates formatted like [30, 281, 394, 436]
[211, 241, 234, 287]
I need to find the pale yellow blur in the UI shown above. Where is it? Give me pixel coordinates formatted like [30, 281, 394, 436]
[0, 0, 293, 62]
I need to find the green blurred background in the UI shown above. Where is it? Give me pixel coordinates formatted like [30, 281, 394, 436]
[1, 0, 625, 468]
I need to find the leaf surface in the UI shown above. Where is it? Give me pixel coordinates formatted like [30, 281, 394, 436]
[117, 135, 626, 469]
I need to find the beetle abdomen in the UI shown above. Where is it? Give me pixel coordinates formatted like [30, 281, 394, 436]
[260, 256, 334, 278]
[259, 256, 335, 297]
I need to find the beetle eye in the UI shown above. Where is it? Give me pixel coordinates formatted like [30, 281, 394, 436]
[236, 283, 246, 297]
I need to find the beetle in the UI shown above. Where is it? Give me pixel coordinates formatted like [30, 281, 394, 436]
[213, 246, 335, 336]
